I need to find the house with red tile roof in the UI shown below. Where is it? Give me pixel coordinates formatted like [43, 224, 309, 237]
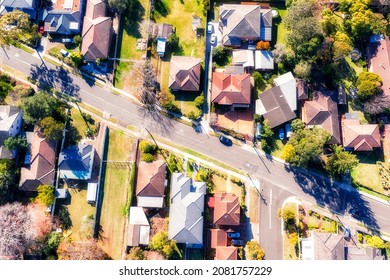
[136, 160, 167, 208]
[81, 0, 112, 61]
[302, 90, 341, 145]
[19, 131, 57, 192]
[213, 192, 240, 226]
[341, 113, 381, 152]
[168, 56, 201, 92]
[209, 229, 237, 260]
[211, 72, 251, 108]
[368, 35, 390, 96]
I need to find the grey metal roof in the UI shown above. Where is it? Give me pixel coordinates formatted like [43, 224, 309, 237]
[43, 9, 80, 34]
[58, 144, 94, 180]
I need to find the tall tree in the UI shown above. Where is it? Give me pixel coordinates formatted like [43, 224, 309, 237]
[0, 203, 34, 259]
[39, 116, 64, 141]
[326, 145, 359, 177]
[108, 0, 130, 14]
[139, 60, 159, 106]
[57, 240, 110, 260]
[36, 185, 55, 207]
[356, 72, 383, 101]
[0, 10, 32, 48]
[148, 231, 176, 259]
[333, 31, 353, 60]
[4, 135, 28, 154]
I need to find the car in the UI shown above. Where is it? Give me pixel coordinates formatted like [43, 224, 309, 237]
[285, 123, 292, 138]
[219, 135, 232, 146]
[227, 232, 240, 239]
[344, 227, 351, 239]
[60, 49, 69, 57]
[231, 239, 245, 246]
[39, 25, 44, 34]
[279, 128, 285, 140]
[256, 124, 262, 140]
[210, 34, 217, 45]
[207, 22, 213, 34]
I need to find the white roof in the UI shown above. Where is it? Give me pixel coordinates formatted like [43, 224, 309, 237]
[255, 50, 274, 70]
[137, 196, 164, 208]
[255, 98, 267, 115]
[87, 183, 97, 202]
[69, 22, 79, 30]
[274, 72, 297, 111]
[129, 207, 150, 245]
[232, 50, 254, 67]
[157, 38, 166, 54]
[0, 106, 21, 131]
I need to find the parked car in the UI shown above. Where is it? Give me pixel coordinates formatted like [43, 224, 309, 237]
[227, 232, 240, 239]
[256, 124, 262, 140]
[210, 34, 217, 45]
[39, 25, 44, 34]
[285, 123, 292, 138]
[344, 227, 351, 239]
[60, 49, 69, 57]
[278, 128, 285, 140]
[219, 135, 233, 146]
[231, 239, 245, 246]
[207, 22, 213, 34]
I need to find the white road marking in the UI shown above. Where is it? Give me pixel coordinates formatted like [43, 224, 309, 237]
[270, 189, 273, 206]
[269, 189, 273, 229]
[269, 204, 272, 229]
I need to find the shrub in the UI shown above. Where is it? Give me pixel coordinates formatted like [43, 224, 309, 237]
[139, 140, 157, 154]
[358, 233, 363, 243]
[230, 176, 244, 186]
[194, 95, 204, 108]
[141, 153, 155, 162]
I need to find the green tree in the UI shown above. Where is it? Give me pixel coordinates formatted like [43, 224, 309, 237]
[36, 185, 55, 207]
[195, 167, 214, 192]
[4, 135, 28, 153]
[366, 235, 385, 249]
[253, 72, 265, 90]
[70, 52, 83, 67]
[21, 92, 64, 125]
[282, 143, 296, 161]
[127, 247, 145, 260]
[350, 10, 386, 42]
[43, 232, 62, 258]
[261, 119, 273, 139]
[194, 95, 204, 109]
[0, 10, 33, 47]
[321, 8, 340, 36]
[73, 35, 82, 46]
[139, 140, 157, 154]
[0, 161, 15, 205]
[253, 114, 262, 123]
[148, 231, 176, 259]
[40, 116, 64, 141]
[246, 241, 265, 260]
[141, 153, 155, 163]
[212, 46, 230, 66]
[326, 145, 359, 177]
[356, 72, 383, 101]
[280, 204, 297, 222]
[293, 61, 312, 79]
[291, 119, 305, 132]
[333, 31, 353, 60]
[108, 0, 130, 14]
[166, 154, 181, 173]
[0, 81, 12, 101]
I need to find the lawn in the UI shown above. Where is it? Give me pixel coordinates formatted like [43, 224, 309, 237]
[352, 163, 382, 193]
[275, 8, 288, 46]
[348, 103, 369, 124]
[99, 129, 133, 259]
[211, 175, 228, 193]
[70, 108, 97, 137]
[173, 91, 202, 117]
[270, 139, 285, 159]
[345, 56, 366, 76]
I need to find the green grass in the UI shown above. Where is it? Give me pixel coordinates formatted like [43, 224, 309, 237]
[99, 129, 133, 259]
[276, 9, 288, 46]
[77, 103, 104, 117]
[352, 163, 382, 193]
[70, 108, 97, 137]
[348, 103, 369, 124]
[270, 139, 285, 159]
[345, 56, 365, 75]
[19, 44, 35, 54]
[172, 92, 202, 117]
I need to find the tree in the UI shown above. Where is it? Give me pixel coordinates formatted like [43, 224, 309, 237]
[272, 44, 295, 66]
[194, 95, 204, 109]
[246, 240, 265, 260]
[139, 140, 157, 154]
[363, 94, 390, 115]
[21, 92, 64, 125]
[108, 0, 130, 14]
[356, 72, 382, 101]
[0, 80, 12, 101]
[253, 114, 262, 123]
[333, 31, 353, 60]
[282, 143, 295, 161]
[0, 203, 34, 259]
[260, 119, 274, 152]
[73, 35, 82, 46]
[57, 240, 110, 260]
[141, 153, 155, 162]
[256, 40, 270, 50]
[293, 61, 312, 79]
[291, 119, 305, 132]
[195, 167, 214, 192]
[166, 154, 181, 173]
[326, 145, 359, 177]
[280, 204, 297, 222]
[139, 20, 155, 40]
[350, 10, 387, 42]
[0, 10, 33, 48]
[36, 185, 55, 207]
[40, 116, 64, 141]
[43, 232, 62, 259]
[212, 46, 231, 66]
[365, 235, 385, 249]
[321, 8, 339, 36]
[253, 72, 265, 89]
[148, 231, 176, 259]
[127, 247, 145, 260]
[4, 135, 28, 153]
[0, 162, 15, 205]
[139, 60, 159, 106]
[70, 52, 83, 67]
[8, 85, 34, 105]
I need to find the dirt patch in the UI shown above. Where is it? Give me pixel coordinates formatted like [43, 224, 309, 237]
[216, 109, 254, 136]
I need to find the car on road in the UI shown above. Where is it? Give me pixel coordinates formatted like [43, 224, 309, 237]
[219, 135, 232, 146]
[231, 239, 245, 246]
[207, 22, 213, 34]
[279, 128, 285, 140]
[227, 232, 240, 239]
[210, 34, 217, 45]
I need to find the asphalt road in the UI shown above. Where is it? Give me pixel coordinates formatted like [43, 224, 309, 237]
[2, 46, 390, 260]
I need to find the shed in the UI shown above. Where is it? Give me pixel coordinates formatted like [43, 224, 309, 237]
[87, 183, 98, 203]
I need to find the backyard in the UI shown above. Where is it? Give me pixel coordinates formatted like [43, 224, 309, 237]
[98, 129, 133, 259]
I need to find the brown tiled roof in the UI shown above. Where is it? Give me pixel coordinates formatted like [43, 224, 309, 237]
[211, 72, 251, 105]
[313, 232, 345, 260]
[213, 193, 240, 226]
[215, 247, 237, 260]
[210, 229, 228, 248]
[341, 118, 381, 151]
[169, 56, 201, 91]
[369, 38, 390, 96]
[302, 91, 341, 144]
[256, 86, 296, 128]
[81, 0, 111, 60]
[296, 79, 308, 100]
[19, 132, 57, 192]
[136, 160, 166, 197]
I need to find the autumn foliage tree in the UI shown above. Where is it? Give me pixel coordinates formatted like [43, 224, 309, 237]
[246, 240, 265, 260]
[57, 240, 110, 260]
[256, 41, 270, 50]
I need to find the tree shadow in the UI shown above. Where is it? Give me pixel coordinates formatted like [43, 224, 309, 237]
[284, 165, 380, 234]
[138, 105, 175, 137]
[29, 64, 80, 101]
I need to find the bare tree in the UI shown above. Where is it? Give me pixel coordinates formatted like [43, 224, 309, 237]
[139, 60, 159, 106]
[0, 203, 34, 259]
[57, 240, 110, 260]
[363, 94, 390, 115]
[139, 20, 156, 40]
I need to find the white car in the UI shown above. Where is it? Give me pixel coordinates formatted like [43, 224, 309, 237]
[207, 22, 213, 34]
[210, 34, 217, 45]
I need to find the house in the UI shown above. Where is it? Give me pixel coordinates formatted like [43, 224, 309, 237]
[211, 72, 252, 108]
[302, 90, 341, 144]
[135, 160, 167, 208]
[81, 0, 112, 61]
[368, 35, 390, 96]
[213, 193, 240, 226]
[168, 56, 201, 92]
[341, 113, 381, 151]
[168, 173, 206, 245]
[58, 144, 94, 180]
[255, 86, 296, 128]
[255, 50, 274, 71]
[345, 245, 385, 260]
[0, 0, 37, 19]
[0, 106, 23, 159]
[301, 232, 345, 260]
[43, 10, 81, 35]
[274, 72, 297, 112]
[296, 79, 308, 101]
[19, 131, 57, 192]
[210, 229, 237, 260]
[232, 50, 254, 69]
[127, 207, 150, 247]
[219, 4, 272, 47]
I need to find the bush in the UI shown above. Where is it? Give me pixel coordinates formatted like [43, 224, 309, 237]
[230, 176, 244, 186]
[357, 233, 363, 243]
[194, 95, 204, 108]
[187, 110, 202, 120]
[139, 140, 157, 154]
[141, 153, 155, 162]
